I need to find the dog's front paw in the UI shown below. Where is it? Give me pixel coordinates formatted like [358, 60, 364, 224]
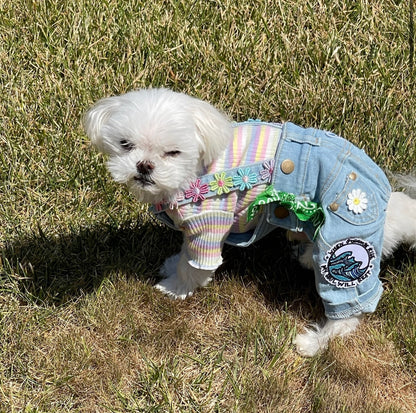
[156, 254, 213, 299]
[156, 254, 193, 299]
[159, 254, 180, 278]
[155, 272, 196, 300]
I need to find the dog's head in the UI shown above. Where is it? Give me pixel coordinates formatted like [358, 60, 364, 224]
[84, 88, 232, 203]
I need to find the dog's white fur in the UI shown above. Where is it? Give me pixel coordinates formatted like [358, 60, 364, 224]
[84, 88, 416, 357]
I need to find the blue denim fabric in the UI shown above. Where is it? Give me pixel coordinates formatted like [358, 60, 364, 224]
[233, 122, 391, 319]
[154, 121, 391, 320]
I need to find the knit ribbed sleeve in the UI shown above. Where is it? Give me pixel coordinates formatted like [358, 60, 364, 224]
[182, 210, 234, 270]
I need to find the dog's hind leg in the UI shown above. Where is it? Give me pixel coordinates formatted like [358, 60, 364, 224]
[294, 316, 361, 357]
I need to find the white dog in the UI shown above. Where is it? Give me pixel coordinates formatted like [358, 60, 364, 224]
[84, 88, 416, 357]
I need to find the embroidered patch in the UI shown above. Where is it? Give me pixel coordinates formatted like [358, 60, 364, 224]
[320, 238, 376, 288]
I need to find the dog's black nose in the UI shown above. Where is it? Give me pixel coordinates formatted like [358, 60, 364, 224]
[136, 160, 155, 175]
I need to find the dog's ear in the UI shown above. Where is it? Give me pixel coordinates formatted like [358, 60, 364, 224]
[83, 96, 121, 153]
[190, 98, 233, 166]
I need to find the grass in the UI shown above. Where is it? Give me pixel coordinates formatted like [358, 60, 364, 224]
[1, 0, 416, 411]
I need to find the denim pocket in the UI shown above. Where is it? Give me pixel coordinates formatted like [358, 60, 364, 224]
[328, 173, 379, 226]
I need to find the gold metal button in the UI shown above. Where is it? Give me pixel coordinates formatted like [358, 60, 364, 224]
[274, 206, 290, 219]
[349, 172, 357, 181]
[329, 202, 339, 211]
[280, 159, 295, 174]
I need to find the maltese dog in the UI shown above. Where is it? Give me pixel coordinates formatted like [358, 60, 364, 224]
[84, 88, 416, 357]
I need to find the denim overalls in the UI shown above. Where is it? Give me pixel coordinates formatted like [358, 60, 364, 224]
[155, 122, 391, 319]
[249, 122, 391, 319]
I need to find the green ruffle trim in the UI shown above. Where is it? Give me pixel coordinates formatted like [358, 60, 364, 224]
[247, 185, 325, 239]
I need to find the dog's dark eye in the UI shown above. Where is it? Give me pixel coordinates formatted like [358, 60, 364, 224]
[120, 140, 134, 151]
[165, 150, 181, 157]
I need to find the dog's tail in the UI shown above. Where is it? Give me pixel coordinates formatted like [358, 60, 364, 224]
[383, 172, 416, 256]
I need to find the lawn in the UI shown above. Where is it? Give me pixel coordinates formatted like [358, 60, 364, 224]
[1, 0, 416, 411]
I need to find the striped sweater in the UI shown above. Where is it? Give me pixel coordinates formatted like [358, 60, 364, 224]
[161, 121, 282, 270]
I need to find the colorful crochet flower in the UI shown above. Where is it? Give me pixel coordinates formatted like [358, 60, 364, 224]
[185, 179, 209, 202]
[347, 189, 368, 214]
[233, 167, 258, 191]
[260, 159, 275, 182]
[209, 172, 234, 195]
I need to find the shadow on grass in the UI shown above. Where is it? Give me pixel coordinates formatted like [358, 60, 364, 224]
[220, 230, 323, 319]
[1, 219, 181, 304]
[1, 219, 319, 316]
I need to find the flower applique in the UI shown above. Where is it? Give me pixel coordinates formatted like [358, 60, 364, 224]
[347, 189, 368, 214]
[260, 159, 275, 182]
[156, 158, 277, 211]
[233, 168, 258, 191]
[209, 172, 234, 195]
[185, 179, 209, 202]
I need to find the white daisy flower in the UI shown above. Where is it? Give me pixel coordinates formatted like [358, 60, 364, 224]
[347, 189, 368, 214]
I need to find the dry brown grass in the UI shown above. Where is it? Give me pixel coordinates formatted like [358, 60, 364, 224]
[1, 277, 415, 412]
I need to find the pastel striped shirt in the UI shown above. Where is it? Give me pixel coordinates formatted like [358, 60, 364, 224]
[163, 121, 281, 270]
